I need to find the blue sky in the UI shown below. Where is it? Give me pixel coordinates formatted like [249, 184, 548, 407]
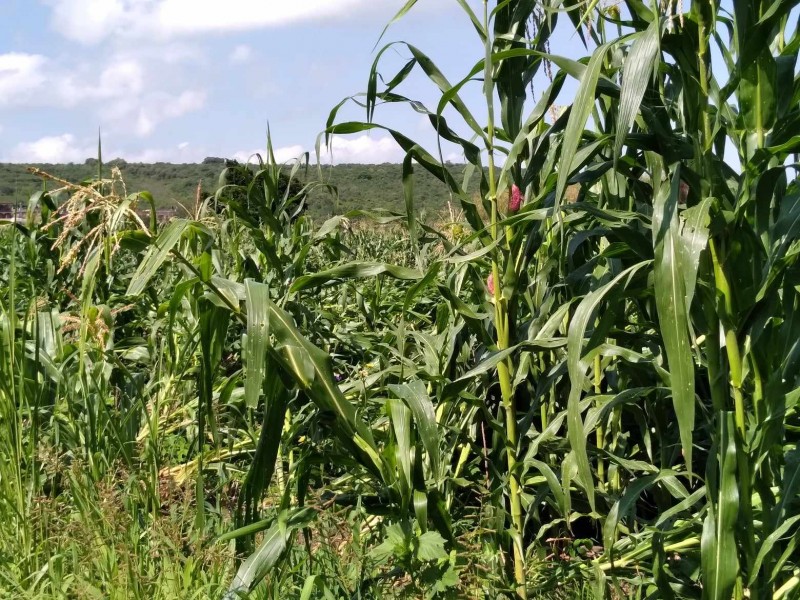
[0, 0, 592, 164]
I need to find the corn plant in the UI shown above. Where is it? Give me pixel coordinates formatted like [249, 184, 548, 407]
[324, 0, 800, 597]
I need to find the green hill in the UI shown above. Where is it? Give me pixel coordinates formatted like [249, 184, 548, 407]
[0, 160, 478, 220]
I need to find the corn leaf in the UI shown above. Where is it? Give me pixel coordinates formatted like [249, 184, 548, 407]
[701, 412, 740, 600]
[651, 163, 696, 472]
[614, 21, 659, 163]
[126, 219, 189, 297]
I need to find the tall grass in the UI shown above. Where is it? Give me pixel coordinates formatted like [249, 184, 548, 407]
[1, 1, 799, 599]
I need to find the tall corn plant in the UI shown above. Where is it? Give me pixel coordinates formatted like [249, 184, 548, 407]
[327, 0, 800, 597]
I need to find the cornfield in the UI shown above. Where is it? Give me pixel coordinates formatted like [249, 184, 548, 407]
[1, 1, 799, 598]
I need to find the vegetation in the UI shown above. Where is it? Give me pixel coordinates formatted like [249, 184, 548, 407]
[0, 161, 473, 219]
[1, 1, 799, 599]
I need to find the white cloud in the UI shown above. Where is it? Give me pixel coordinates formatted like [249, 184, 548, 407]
[229, 45, 253, 64]
[0, 53, 206, 137]
[233, 136, 404, 165]
[112, 42, 203, 65]
[3, 134, 208, 164]
[0, 48, 204, 136]
[156, 0, 366, 35]
[0, 53, 147, 107]
[46, 0, 373, 44]
[125, 142, 205, 163]
[47, 0, 128, 45]
[97, 59, 145, 96]
[158, 43, 205, 64]
[98, 89, 206, 137]
[147, 90, 206, 133]
[5, 134, 405, 165]
[4, 134, 95, 163]
[232, 144, 306, 164]
[0, 53, 48, 106]
[54, 59, 146, 105]
[324, 135, 404, 164]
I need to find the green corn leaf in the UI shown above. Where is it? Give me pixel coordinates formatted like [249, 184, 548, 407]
[405, 44, 485, 142]
[256, 288, 380, 475]
[218, 516, 278, 543]
[603, 470, 678, 561]
[414, 490, 428, 533]
[679, 196, 713, 312]
[778, 447, 800, 523]
[749, 514, 800, 586]
[555, 42, 610, 208]
[126, 219, 189, 297]
[529, 459, 567, 517]
[375, 0, 418, 47]
[389, 380, 441, 481]
[244, 280, 269, 410]
[447, 338, 567, 395]
[701, 412, 740, 600]
[614, 21, 659, 164]
[655, 488, 707, 529]
[237, 381, 288, 529]
[195, 296, 230, 531]
[402, 154, 417, 249]
[651, 163, 696, 473]
[499, 72, 567, 191]
[278, 344, 316, 389]
[325, 121, 486, 235]
[388, 398, 413, 509]
[237, 280, 291, 531]
[226, 508, 316, 596]
[567, 261, 651, 512]
[403, 261, 441, 315]
[742, 51, 778, 144]
[299, 575, 318, 600]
